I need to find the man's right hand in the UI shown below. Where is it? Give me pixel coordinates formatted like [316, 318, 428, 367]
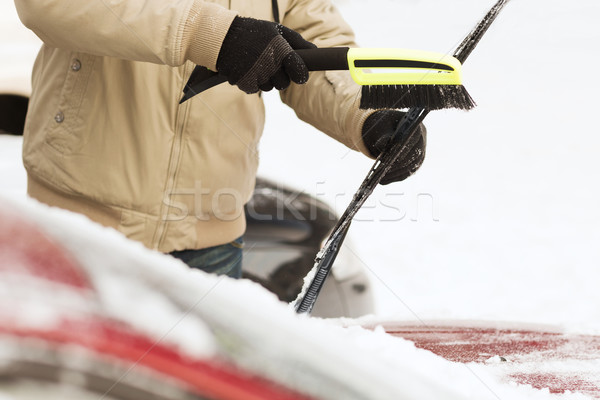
[216, 16, 316, 94]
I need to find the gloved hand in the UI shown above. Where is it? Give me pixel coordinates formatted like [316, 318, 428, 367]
[362, 110, 427, 185]
[216, 16, 316, 94]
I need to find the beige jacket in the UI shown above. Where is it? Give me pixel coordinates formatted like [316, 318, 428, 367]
[15, 0, 373, 252]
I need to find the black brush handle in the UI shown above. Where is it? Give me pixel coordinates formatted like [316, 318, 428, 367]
[181, 47, 350, 103]
[295, 47, 349, 71]
[180, 66, 227, 103]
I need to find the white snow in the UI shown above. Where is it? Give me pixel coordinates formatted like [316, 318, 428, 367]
[2, 0, 600, 399]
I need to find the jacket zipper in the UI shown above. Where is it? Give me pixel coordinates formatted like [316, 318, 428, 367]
[152, 64, 192, 250]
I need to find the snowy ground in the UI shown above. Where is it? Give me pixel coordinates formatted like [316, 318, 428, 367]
[1, 0, 600, 398]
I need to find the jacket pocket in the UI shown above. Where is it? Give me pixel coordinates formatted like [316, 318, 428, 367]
[44, 53, 96, 154]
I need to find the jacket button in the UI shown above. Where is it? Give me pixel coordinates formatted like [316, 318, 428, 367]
[54, 112, 64, 123]
[71, 59, 82, 72]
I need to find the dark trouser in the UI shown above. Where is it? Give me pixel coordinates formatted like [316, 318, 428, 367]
[170, 236, 244, 278]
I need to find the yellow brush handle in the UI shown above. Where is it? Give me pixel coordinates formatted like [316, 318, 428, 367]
[347, 48, 463, 85]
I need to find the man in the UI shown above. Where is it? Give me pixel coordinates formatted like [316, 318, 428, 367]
[15, 0, 425, 278]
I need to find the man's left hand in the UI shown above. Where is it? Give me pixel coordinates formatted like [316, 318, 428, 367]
[361, 110, 427, 185]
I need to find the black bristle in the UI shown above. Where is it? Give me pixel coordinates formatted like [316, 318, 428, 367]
[360, 84, 476, 111]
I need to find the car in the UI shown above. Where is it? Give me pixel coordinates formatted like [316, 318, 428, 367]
[3, 197, 599, 400]
[243, 178, 374, 317]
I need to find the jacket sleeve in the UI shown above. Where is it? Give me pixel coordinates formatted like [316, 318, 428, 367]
[280, 0, 374, 156]
[13, 0, 237, 70]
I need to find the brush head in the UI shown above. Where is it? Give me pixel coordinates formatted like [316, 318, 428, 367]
[360, 84, 476, 111]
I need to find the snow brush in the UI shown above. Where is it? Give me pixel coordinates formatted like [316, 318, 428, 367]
[293, 0, 512, 315]
[179, 48, 475, 111]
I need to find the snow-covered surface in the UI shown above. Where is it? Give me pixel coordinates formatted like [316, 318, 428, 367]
[2, 0, 600, 398]
[0, 196, 590, 400]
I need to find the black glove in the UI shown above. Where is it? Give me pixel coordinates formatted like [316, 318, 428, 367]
[216, 16, 316, 94]
[362, 110, 427, 185]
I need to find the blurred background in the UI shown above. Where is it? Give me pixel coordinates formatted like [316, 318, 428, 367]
[258, 0, 600, 325]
